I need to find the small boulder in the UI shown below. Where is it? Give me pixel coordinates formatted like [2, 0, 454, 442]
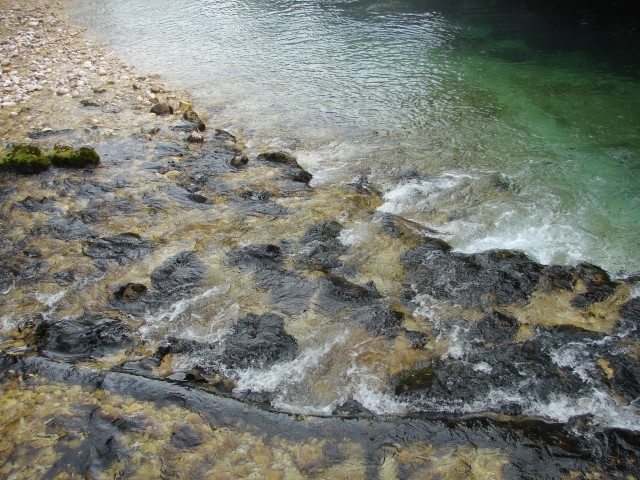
[150, 102, 174, 116]
[257, 151, 313, 184]
[0, 144, 51, 173]
[183, 110, 206, 131]
[256, 151, 297, 165]
[230, 154, 249, 167]
[49, 145, 100, 168]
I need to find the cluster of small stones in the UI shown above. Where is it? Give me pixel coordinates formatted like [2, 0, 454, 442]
[0, 0, 173, 124]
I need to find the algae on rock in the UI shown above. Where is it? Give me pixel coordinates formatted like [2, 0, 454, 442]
[49, 145, 100, 168]
[0, 144, 51, 174]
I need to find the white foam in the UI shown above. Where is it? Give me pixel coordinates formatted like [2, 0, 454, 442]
[375, 171, 609, 271]
[454, 221, 591, 267]
[338, 222, 373, 247]
[443, 325, 467, 360]
[526, 390, 640, 431]
[473, 361, 493, 374]
[0, 315, 17, 332]
[233, 331, 350, 394]
[140, 285, 229, 339]
[549, 343, 597, 384]
[378, 173, 472, 217]
[353, 388, 411, 415]
[35, 289, 67, 308]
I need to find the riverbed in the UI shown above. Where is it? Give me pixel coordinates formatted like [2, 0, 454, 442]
[1, 0, 640, 478]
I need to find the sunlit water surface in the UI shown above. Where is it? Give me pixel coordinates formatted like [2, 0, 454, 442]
[67, 0, 640, 276]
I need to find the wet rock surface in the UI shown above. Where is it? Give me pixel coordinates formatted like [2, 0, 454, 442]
[83, 233, 154, 267]
[36, 314, 134, 361]
[222, 313, 298, 369]
[2, 355, 640, 479]
[402, 240, 543, 309]
[150, 251, 206, 296]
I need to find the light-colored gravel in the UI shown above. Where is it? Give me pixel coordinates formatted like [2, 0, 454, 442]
[0, 0, 193, 143]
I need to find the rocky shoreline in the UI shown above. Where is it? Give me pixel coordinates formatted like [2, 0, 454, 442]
[2, 0, 640, 478]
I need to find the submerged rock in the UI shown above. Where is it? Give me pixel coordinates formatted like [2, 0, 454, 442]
[150, 251, 205, 295]
[150, 102, 173, 115]
[114, 282, 148, 302]
[297, 220, 346, 271]
[230, 153, 249, 167]
[36, 314, 134, 361]
[256, 151, 312, 184]
[0, 144, 51, 173]
[83, 232, 154, 267]
[183, 109, 206, 131]
[223, 313, 298, 369]
[229, 189, 291, 216]
[186, 130, 204, 143]
[49, 145, 100, 168]
[170, 422, 203, 449]
[41, 216, 91, 240]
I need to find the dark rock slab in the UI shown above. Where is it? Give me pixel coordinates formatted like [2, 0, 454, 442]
[36, 315, 134, 361]
[40, 216, 91, 240]
[616, 297, 640, 339]
[297, 221, 346, 271]
[332, 399, 372, 417]
[569, 263, 618, 310]
[150, 251, 205, 295]
[11, 196, 57, 213]
[229, 190, 291, 217]
[83, 233, 154, 267]
[603, 354, 640, 403]
[402, 238, 542, 310]
[394, 324, 611, 416]
[356, 305, 404, 338]
[467, 311, 520, 345]
[223, 313, 298, 369]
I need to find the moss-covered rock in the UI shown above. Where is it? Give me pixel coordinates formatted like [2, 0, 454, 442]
[0, 144, 51, 173]
[49, 145, 100, 168]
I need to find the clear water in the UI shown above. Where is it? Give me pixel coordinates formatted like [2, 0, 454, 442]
[67, 0, 640, 275]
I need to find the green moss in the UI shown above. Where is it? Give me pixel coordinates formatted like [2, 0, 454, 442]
[0, 144, 51, 174]
[49, 145, 100, 168]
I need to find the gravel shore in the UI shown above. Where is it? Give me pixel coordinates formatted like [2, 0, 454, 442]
[0, 0, 192, 143]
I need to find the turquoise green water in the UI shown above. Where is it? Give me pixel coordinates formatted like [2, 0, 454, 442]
[68, 0, 640, 275]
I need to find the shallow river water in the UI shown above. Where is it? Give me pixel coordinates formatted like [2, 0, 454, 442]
[2, 0, 640, 477]
[66, 0, 640, 276]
